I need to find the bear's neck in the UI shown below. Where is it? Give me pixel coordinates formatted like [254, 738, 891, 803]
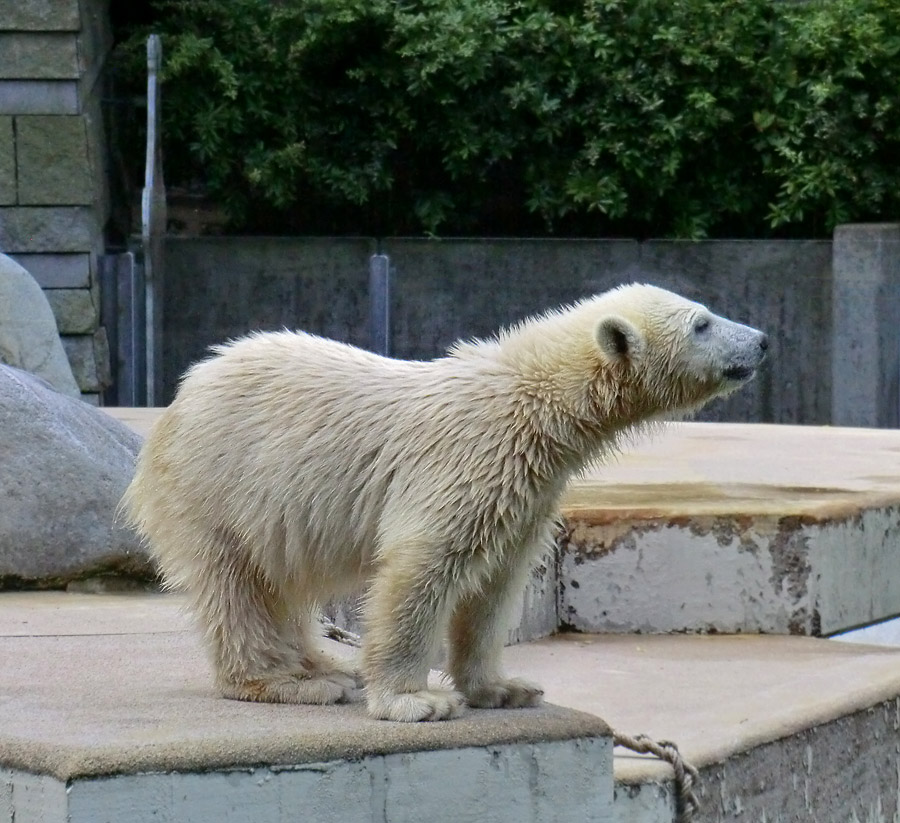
[498, 340, 651, 484]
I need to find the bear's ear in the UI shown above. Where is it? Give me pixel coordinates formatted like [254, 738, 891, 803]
[594, 315, 644, 363]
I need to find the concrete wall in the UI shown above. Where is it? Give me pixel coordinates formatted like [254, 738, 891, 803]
[162, 236, 833, 423]
[0, 0, 112, 403]
[832, 224, 900, 428]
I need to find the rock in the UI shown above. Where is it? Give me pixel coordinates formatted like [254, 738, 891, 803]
[0, 252, 81, 397]
[0, 365, 151, 586]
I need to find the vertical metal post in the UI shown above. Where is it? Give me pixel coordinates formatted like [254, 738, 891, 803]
[98, 254, 119, 406]
[142, 34, 166, 405]
[100, 252, 145, 406]
[113, 253, 145, 407]
[369, 253, 391, 356]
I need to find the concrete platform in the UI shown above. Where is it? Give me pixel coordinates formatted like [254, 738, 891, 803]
[3, 593, 900, 822]
[82, 412, 900, 819]
[0, 593, 611, 823]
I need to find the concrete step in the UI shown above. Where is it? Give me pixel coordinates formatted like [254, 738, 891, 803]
[0, 593, 612, 823]
[507, 632, 900, 822]
[3, 593, 900, 823]
[560, 422, 900, 637]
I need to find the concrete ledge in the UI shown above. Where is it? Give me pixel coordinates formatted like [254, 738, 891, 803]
[507, 633, 900, 780]
[505, 633, 900, 822]
[4, 737, 612, 823]
[105, 414, 900, 638]
[5, 593, 900, 822]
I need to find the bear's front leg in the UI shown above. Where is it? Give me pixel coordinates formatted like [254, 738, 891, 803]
[362, 549, 465, 722]
[447, 556, 544, 710]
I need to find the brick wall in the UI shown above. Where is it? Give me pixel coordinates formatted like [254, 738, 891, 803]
[0, 0, 112, 404]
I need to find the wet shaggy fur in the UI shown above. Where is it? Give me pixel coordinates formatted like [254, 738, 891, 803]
[123, 284, 767, 721]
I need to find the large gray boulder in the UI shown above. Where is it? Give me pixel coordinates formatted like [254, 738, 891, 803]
[0, 365, 151, 586]
[0, 253, 81, 398]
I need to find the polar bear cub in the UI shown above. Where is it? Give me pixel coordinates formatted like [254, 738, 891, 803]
[124, 284, 767, 721]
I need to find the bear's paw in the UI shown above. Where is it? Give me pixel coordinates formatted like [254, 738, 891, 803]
[221, 672, 361, 705]
[464, 677, 544, 709]
[366, 687, 466, 722]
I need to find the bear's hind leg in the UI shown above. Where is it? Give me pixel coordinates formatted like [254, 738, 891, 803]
[188, 534, 359, 705]
[277, 607, 365, 691]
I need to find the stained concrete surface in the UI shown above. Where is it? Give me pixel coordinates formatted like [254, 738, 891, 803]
[4, 738, 613, 823]
[504, 633, 900, 782]
[91, 414, 900, 819]
[0, 592, 614, 822]
[511, 633, 900, 821]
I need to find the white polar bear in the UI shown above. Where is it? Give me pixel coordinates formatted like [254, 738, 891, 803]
[124, 284, 767, 721]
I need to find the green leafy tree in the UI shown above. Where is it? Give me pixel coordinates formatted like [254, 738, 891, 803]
[115, 0, 900, 237]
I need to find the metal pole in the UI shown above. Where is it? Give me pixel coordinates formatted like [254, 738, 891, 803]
[369, 254, 391, 356]
[142, 34, 166, 405]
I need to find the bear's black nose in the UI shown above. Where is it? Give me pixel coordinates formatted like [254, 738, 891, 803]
[759, 334, 769, 352]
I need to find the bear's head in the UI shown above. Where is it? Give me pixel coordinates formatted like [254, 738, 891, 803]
[591, 284, 768, 419]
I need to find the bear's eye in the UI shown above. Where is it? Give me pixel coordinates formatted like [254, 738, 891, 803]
[694, 318, 711, 335]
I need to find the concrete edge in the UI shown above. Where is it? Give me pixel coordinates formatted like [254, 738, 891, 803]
[0, 703, 611, 782]
[613, 660, 900, 784]
[562, 496, 900, 526]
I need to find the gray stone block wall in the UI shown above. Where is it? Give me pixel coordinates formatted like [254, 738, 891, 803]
[0, 0, 112, 403]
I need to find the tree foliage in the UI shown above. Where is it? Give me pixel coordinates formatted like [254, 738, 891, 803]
[115, 0, 900, 237]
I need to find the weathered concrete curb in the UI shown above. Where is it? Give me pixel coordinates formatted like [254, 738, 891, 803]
[3, 737, 613, 823]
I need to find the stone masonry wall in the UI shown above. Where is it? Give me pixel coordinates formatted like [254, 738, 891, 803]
[0, 0, 112, 404]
